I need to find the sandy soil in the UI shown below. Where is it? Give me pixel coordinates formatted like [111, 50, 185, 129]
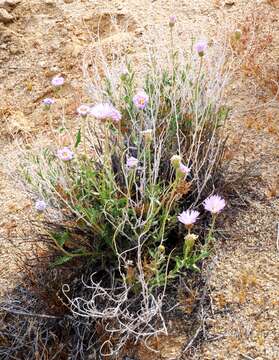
[0, 0, 278, 359]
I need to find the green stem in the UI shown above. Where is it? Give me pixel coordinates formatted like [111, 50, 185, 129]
[158, 178, 179, 243]
[206, 214, 217, 246]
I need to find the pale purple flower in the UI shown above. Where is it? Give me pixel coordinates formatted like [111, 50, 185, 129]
[42, 98, 55, 106]
[51, 76, 65, 87]
[57, 147, 74, 161]
[178, 210, 200, 227]
[90, 103, 121, 122]
[77, 104, 91, 117]
[203, 195, 226, 214]
[133, 90, 149, 110]
[169, 15, 177, 27]
[35, 200, 47, 212]
[126, 156, 139, 169]
[178, 163, 191, 177]
[194, 40, 207, 56]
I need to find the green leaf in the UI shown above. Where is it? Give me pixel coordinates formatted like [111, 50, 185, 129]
[118, 197, 128, 208]
[53, 231, 70, 247]
[75, 128, 81, 148]
[50, 255, 72, 268]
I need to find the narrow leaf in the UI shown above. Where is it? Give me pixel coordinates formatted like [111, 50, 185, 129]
[50, 255, 72, 268]
[75, 128, 81, 148]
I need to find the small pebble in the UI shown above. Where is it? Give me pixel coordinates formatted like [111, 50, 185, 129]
[0, 8, 13, 23]
[0, 0, 20, 10]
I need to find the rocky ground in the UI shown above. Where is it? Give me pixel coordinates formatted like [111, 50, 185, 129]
[0, 0, 278, 359]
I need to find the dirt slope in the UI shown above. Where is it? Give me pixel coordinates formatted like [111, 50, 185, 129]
[0, 0, 278, 359]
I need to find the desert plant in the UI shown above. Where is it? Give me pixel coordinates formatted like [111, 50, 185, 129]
[17, 19, 229, 355]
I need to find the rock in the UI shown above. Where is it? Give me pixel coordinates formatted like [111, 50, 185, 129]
[9, 44, 21, 54]
[60, 28, 68, 36]
[0, 0, 20, 10]
[0, 8, 13, 23]
[7, 111, 33, 133]
[224, 0, 235, 6]
[45, 65, 61, 77]
[45, 0, 55, 5]
[38, 60, 48, 68]
[64, 40, 83, 57]
[0, 30, 12, 42]
[50, 42, 60, 51]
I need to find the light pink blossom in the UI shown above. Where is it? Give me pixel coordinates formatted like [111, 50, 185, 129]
[203, 195, 226, 214]
[178, 163, 191, 177]
[90, 103, 121, 122]
[77, 104, 91, 117]
[51, 76, 65, 86]
[57, 147, 74, 161]
[35, 200, 47, 212]
[194, 40, 207, 56]
[126, 156, 139, 169]
[133, 90, 149, 110]
[178, 209, 200, 227]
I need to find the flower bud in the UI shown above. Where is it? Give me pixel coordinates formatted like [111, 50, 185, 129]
[183, 233, 198, 259]
[158, 244, 165, 253]
[141, 129, 153, 143]
[170, 155, 182, 169]
[235, 29, 242, 40]
[169, 15, 177, 28]
[77, 104, 90, 118]
[194, 40, 207, 57]
[120, 65, 129, 81]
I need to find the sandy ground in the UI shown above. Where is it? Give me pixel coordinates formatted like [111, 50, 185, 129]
[0, 0, 278, 359]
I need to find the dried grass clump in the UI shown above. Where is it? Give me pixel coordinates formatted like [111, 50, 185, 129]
[230, 4, 279, 101]
[0, 284, 97, 359]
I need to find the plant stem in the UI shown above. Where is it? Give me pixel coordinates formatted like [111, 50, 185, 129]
[206, 213, 217, 246]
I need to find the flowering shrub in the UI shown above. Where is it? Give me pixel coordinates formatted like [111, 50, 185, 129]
[20, 22, 230, 355]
